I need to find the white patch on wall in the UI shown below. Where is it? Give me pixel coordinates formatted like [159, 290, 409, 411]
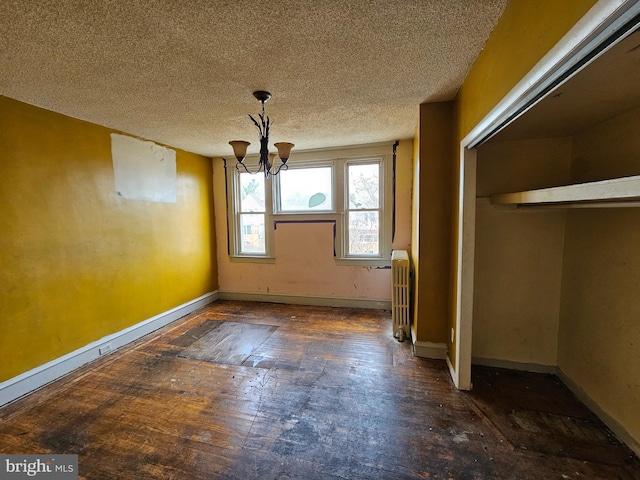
[111, 133, 177, 203]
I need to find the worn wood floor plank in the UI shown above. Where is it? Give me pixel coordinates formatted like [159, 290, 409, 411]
[1, 300, 639, 479]
[178, 321, 278, 365]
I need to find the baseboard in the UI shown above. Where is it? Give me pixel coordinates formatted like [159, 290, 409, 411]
[556, 367, 640, 458]
[472, 356, 557, 374]
[0, 291, 219, 407]
[412, 341, 448, 360]
[218, 290, 391, 310]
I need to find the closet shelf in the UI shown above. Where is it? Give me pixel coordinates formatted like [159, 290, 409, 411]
[490, 175, 640, 207]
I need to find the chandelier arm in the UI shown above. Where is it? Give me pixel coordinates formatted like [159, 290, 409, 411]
[235, 162, 251, 174]
[235, 162, 264, 175]
[270, 162, 289, 176]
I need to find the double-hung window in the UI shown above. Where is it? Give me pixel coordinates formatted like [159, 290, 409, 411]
[346, 162, 381, 256]
[236, 173, 267, 255]
[226, 143, 393, 265]
[276, 165, 333, 212]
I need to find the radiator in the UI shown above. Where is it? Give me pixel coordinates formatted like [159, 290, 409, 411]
[391, 250, 410, 342]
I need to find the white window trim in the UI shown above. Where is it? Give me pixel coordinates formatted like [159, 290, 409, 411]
[342, 157, 387, 260]
[227, 165, 274, 261]
[225, 142, 394, 266]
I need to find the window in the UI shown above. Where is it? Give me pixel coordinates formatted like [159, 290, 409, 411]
[237, 173, 266, 254]
[347, 162, 380, 256]
[277, 166, 332, 212]
[226, 143, 393, 265]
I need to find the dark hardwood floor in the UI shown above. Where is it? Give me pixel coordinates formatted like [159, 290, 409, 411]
[1, 301, 638, 479]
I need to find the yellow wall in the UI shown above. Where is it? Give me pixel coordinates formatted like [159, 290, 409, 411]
[450, 0, 640, 449]
[456, 0, 599, 140]
[412, 102, 454, 344]
[0, 96, 217, 382]
[444, 0, 598, 363]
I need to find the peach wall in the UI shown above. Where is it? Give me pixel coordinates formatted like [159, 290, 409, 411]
[394, 139, 414, 250]
[213, 140, 413, 305]
[218, 222, 390, 299]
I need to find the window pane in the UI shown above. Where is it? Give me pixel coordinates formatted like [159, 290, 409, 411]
[240, 173, 265, 213]
[348, 211, 379, 255]
[348, 163, 379, 209]
[239, 213, 265, 254]
[279, 167, 332, 211]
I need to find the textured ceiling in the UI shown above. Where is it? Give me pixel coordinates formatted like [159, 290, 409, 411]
[0, 0, 506, 157]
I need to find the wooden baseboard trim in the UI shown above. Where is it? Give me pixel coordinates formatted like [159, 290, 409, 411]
[413, 341, 448, 360]
[472, 356, 557, 374]
[218, 291, 391, 310]
[0, 291, 219, 407]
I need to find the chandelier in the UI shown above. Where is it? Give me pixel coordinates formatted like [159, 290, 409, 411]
[228, 91, 294, 178]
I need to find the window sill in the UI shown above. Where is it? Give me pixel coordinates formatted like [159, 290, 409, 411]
[228, 255, 390, 268]
[334, 258, 391, 268]
[229, 255, 276, 264]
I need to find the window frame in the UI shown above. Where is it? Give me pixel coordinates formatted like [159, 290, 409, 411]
[237, 172, 267, 255]
[344, 158, 384, 258]
[273, 160, 336, 214]
[228, 169, 275, 263]
[225, 143, 394, 266]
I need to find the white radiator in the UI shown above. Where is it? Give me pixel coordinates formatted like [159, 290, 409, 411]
[391, 250, 410, 342]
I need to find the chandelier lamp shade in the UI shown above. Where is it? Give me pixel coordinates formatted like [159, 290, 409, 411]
[229, 91, 294, 178]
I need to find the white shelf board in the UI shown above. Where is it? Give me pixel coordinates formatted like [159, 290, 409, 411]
[490, 175, 640, 206]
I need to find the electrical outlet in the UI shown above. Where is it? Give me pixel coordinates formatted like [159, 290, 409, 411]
[99, 343, 113, 356]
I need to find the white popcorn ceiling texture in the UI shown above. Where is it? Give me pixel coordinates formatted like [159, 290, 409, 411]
[0, 0, 507, 156]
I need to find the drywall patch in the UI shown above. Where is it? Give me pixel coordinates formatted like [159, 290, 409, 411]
[111, 133, 176, 203]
